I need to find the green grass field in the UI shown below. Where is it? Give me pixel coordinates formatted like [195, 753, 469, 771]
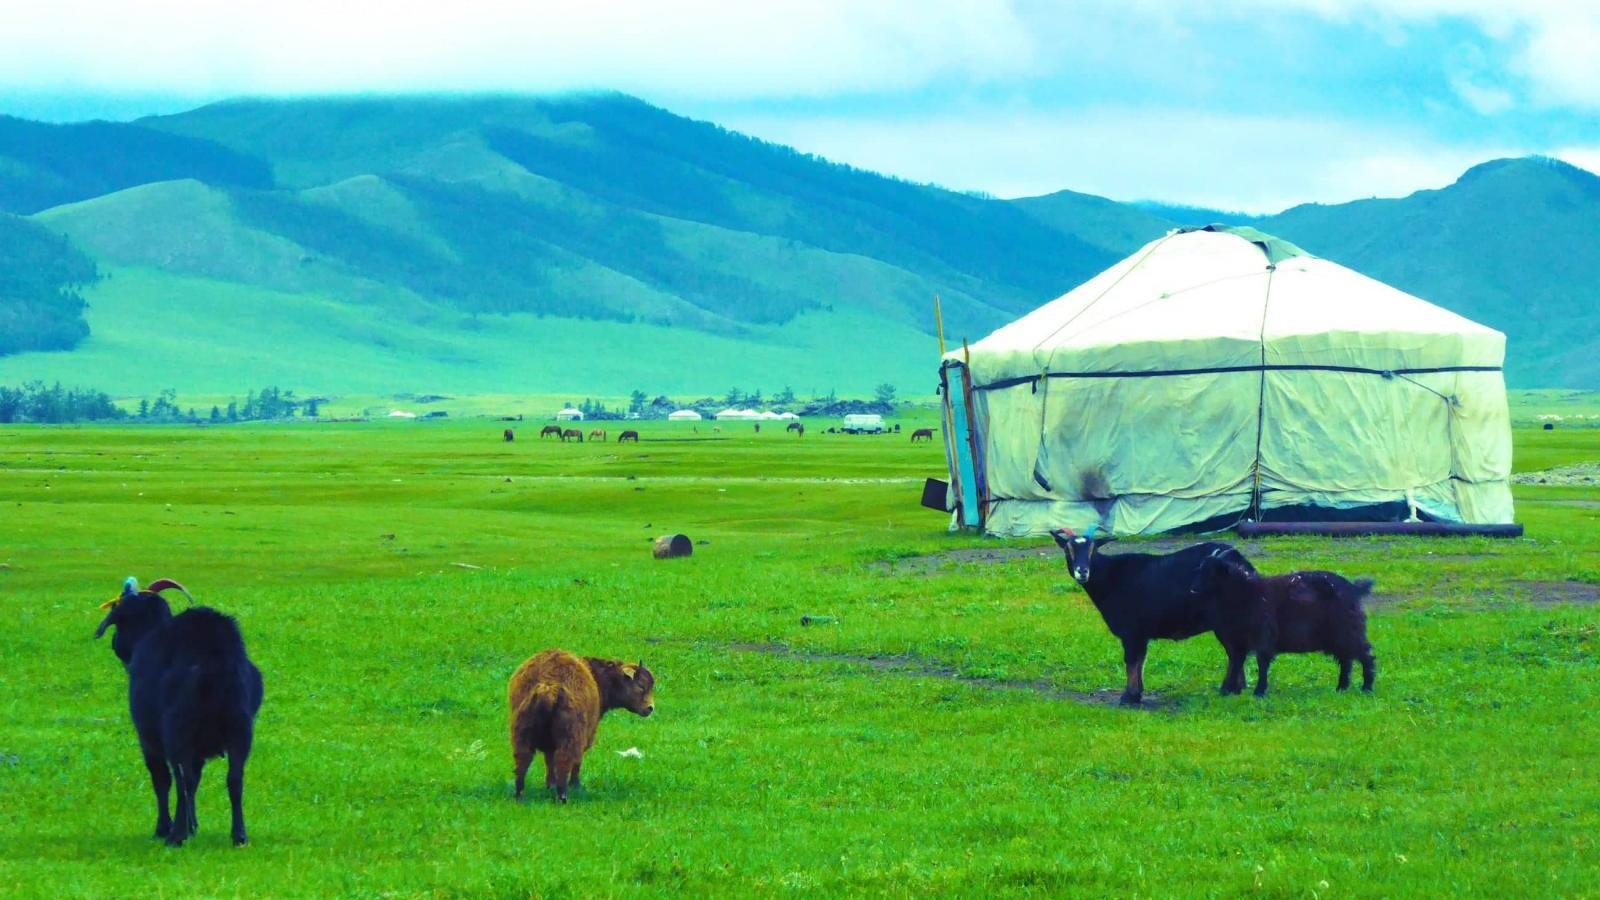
[1, 419, 1596, 896]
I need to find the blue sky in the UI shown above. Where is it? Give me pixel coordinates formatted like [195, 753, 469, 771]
[2, 1, 1595, 211]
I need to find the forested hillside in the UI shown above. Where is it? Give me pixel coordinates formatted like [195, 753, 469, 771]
[0, 213, 96, 354]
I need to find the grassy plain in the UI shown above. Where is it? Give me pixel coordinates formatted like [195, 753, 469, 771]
[0, 419, 1596, 896]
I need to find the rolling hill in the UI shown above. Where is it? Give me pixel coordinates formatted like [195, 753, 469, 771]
[1254, 157, 1600, 388]
[2, 95, 1145, 395]
[0, 94, 1595, 393]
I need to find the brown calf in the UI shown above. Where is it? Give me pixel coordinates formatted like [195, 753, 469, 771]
[507, 650, 655, 802]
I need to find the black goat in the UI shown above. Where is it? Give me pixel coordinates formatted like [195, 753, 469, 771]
[95, 578, 264, 846]
[1052, 529, 1255, 705]
[1194, 551, 1376, 696]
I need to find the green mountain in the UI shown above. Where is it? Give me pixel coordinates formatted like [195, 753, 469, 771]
[2, 95, 1149, 394]
[0, 95, 1595, 393]
[1256, 157, 1600, 388]
[1127, 201, 1260, 227]
[0, 115, 272, 214]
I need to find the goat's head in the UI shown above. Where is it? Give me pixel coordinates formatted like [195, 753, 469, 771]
[1051, 526, 1113, 584]
[1190, 547, 1253, 595]
[95, 577, 177, 665]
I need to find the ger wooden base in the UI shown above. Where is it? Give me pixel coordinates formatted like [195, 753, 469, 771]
[1236, 521, 1524, 538]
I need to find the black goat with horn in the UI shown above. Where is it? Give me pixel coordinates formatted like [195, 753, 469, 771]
[96, 577, 264, 846]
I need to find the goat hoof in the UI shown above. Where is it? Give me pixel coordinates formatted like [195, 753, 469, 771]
[233, 835, 249, 847]
[1117, 694, 1142, 708]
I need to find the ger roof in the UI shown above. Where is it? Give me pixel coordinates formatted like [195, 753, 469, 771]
[946, 227, 1503, 387]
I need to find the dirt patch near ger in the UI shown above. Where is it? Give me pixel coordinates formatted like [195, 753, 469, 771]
[1515, 580, 1600, 605]
[1513, 462, 1600, 486]
[720, 641, 1170, 711]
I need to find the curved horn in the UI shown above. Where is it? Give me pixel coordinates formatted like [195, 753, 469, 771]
[95, 608, 116, 639]
[145, 578, 196, 606]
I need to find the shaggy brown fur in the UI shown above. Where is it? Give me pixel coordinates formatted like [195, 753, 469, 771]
[507, 650, 655, 802]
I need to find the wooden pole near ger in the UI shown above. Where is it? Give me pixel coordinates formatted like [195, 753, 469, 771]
[934, 294, 947, 357]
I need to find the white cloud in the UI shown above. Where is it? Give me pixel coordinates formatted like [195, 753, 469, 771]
[725, 108, 1524, 211]
[1195, 0, 1600, 110]
[0, 0, 1035, 100]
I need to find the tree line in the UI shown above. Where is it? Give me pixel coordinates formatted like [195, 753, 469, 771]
[0, 383, 321, 424]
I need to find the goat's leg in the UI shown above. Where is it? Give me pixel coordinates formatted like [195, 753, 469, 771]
[513, 749, 534, 799]
[165, 762, 190, 847]
[227, 741, 250, 846]
[141, 748, 172, 839]
[187, 758, 204, 837]
[1254, 654, 1274, 697]
[1337, 657, 1353, 691]
[1119, 639, 1148, 706]
[1360, 653, 1376, 692]
[1219, 639, 1248, 695]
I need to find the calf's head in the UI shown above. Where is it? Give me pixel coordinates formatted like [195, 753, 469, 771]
[589, 658, 656, 717]
[1051, 526, 1113, 584]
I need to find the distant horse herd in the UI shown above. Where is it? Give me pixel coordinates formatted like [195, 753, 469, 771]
[506, 419, 940, 445]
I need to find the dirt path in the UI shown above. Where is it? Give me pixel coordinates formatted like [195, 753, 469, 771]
[648, 636, 1170, 710]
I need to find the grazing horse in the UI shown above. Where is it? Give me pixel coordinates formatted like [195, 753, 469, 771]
[561, 429, 584, 443]
[618, 430, 640, 443]
[503, 429, 515, 442]
[786, 421, 803, 434]
[910, 428, 934, 443]
[589, 429, 607, 442]
[540, 425, 563, 439]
